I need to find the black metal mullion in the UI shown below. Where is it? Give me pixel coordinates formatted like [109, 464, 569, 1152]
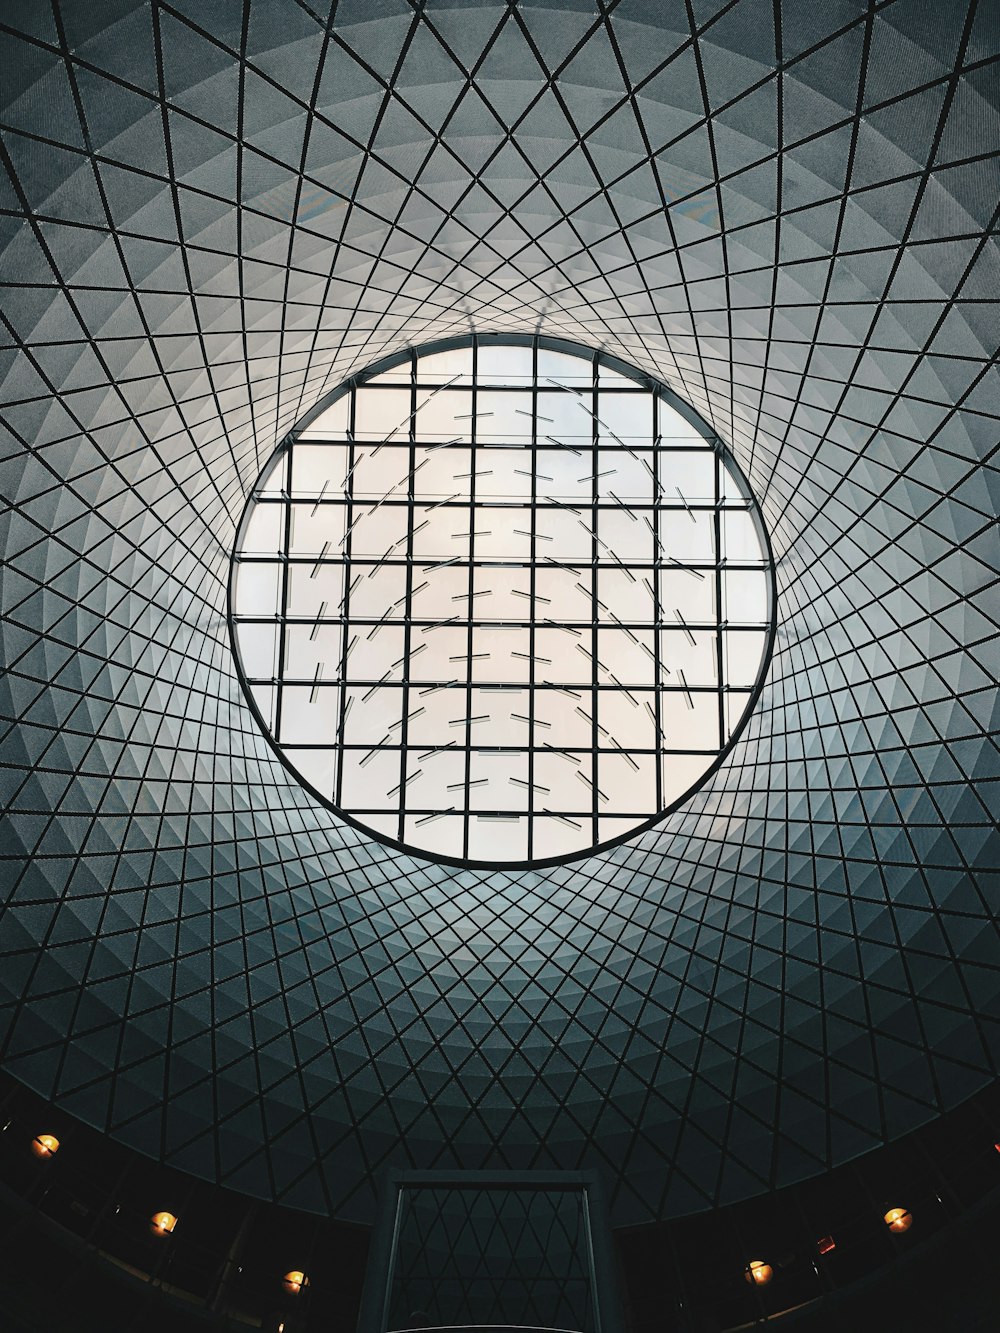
[713, 443, 726, 754]
[335, 389, 358, 809]
[527, 336, 539, 859]
[652, 393, 664, 814]
[461, 339, 479, 860]
[273, 443, 293, 749]
[395, 352, 419, 842]
[589, 351, 600, 845]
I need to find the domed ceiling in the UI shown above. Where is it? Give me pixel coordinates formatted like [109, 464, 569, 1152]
[0, 0, 997, 1225]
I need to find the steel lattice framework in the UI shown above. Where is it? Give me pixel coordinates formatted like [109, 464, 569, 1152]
[0, 0, 997, 1226]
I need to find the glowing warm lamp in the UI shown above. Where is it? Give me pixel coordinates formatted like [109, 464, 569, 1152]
[282, 1270, 309, 1295]
[744, 1259, 773, 1286]
[884, 1207, 912, 1233]
[31, 1134, 60, 1159]
[150, 1211, 178, 1235]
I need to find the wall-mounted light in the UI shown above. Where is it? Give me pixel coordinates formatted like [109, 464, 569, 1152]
[282, 1270, 309, 1295]
[31, 1134, 59, 1159]
[150, 1211, 178, 1235]
[884, 1207, 912, 1233]
[744, 1259, 773, 1286]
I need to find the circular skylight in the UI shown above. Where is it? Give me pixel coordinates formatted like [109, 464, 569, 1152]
[231, 337, 773, 866]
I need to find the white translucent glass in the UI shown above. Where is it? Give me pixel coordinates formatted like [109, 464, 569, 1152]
[598, 507, 653, 562]
[723, 508, 761, 561]
[284, 621, 340, 679]
[536, 446, 591, 502]
[478, 343, 534, 383]
[533, 750, 590, 802]
[347, 626, 405, 680]
[469, 751, 530, 809]
[599, 689, 656, 748]
[343, 685, 401, 743]
[659, 628, 718, 686]
[285, 562, 343, 618]
[239, 622, 280, 679]
[597, 627, 657, 681]
[536, 390, 590, 444]
[404, 812, 465, 856]
[279, 685, 340, 745]
[534, 691, 593, 746]
[597, 752, 655, 813]
[354, 387, 411, 441]
[724, 630, 768, 688]
[289, 501, 345, 554]
[242, 502, 284, 554]
[348, 564, 406, 617]
[599, 447, 650, 499]
[597, 391, 653, 446]
[348, 505, 408, 558]
[291, 444, 348, 494]
[659, 689, 720, 750]
[416, 347, 473, 384]
[415, 444, 471, 495]
[659, 508, 715, 562]
[659, 448, 715, 499]
[537, 349, 592, 385]
[474, 510, 532, 560]
[472, 813, 528, 861]
[235, 561, 281, 616]
[340, 746, 399, 807]
[414, 389, 472, 442]
[724, 568, 769, 623]
[476, 390, 532, 441]
[476, 449, 533, 500]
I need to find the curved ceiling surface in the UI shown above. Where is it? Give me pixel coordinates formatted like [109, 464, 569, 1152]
[0, 0, 997, 1224]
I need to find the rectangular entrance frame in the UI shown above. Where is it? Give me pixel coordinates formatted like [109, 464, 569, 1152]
[357, 1169, 624, 1333]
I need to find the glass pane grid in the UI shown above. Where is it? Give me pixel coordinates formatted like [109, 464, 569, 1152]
[232, 338, 771, 864]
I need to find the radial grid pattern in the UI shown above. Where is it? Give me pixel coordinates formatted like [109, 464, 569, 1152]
[231, 336, 771, 864]
[0, 0, 998, 1226]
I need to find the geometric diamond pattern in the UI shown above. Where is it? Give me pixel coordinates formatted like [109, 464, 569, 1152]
[0, 0, 997, 1228]
[387, 1186, 595, 1330]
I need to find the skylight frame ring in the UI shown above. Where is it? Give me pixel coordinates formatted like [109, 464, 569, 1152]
[228, 333, 778, 870]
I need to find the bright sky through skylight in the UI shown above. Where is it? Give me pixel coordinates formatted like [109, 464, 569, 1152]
[231, 339, 772, 865]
